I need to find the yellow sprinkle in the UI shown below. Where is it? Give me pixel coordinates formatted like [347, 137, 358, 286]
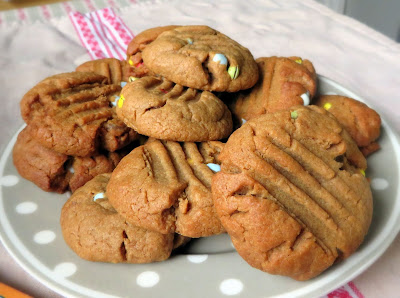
[295, 58, 303, 64]
[187, 158, 194, 165]
[128, 59, 134, 66]
[324, 102, 332, 110]
[117, 94, 125, 108]
[129, 76, 138, 82]
[360, 169, 366, 176]
[228, 66, 239, 80]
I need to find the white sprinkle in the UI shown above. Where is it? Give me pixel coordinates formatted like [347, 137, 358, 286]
[207, 163, 221, 173]
[93, 192, 105, 201]
[0, 175, 19, 186]
[220, 279, 244, 295]
[16, 202, 38, 214]
[300, 91, 310, 106]
[371, 178, 389, 190]
[120, 81, 127, 87]
[187, 254, 208, 263]
[213, 53, 228, 66]
[54, 262, 77, 278]
[136, 271, 160, 288]
[34, 230, 56, 244]
[112, 95, 120, 107]
[241, 118, 247, 125]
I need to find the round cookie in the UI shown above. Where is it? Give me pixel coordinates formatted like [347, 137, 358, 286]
[141, 25, 259, 92]
[61, 173, 177, 263]
[20, 71, 138, 157]
[107, 139, 225, 238]
[315, 95, 381, 156]
[212, 105, 372, 280]
[229, 56, 317, 124]
[126, 25, 180, 78]
[116, 76, 232, 142]
[13, 126, 125, 193]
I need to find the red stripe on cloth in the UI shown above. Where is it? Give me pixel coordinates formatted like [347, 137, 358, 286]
[69, 11, 104, 60]
[348, 282, 364, 298]
[69, 8, 134, 61]
[17, 9, 27, 21]
[62, 2, 73, 13]
[40, 5, 51, 20]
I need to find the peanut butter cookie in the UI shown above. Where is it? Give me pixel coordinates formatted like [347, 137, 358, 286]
[212, 105, 372, 280]
[107, 140, 225, 238]
[116, 76, 232, 142]
[142, 25, 259, 92]
[315, 95, 381, 156]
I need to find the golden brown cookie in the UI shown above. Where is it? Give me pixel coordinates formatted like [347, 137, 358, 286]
[107, 140, 225, 238]
[76, 58, 131, 85]
[61, 173, 177, 263]
[142, 25, 259, 92]
[20, 72, 138, 156]
[13, 126, 125, 193]
[116, 76, 232, 142]
[212, 105, 372, 280]
[229, 56, 317, 124]
[126, 25, 180, 78]
[315, 95, 381, 156]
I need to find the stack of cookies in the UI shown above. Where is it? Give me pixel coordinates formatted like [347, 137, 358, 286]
[14, 25, 381, 280]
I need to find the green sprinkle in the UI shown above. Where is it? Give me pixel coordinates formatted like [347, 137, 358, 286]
[291, 111, 298, 119]
[228, 66, 239, 80]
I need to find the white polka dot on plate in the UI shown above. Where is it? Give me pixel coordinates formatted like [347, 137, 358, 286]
[0, 175, 19, 187]
[136, 271, 160, 288]
[371, 178, 389, 190]
[33, 230, 56, 244]
[54, 262, 77, 278]
[15, 202, 38, 214]
[220, 278, 244, 296]
[187, 254, 208, 263]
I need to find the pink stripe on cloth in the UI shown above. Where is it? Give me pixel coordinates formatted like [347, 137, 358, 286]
[325, 282, 364, 298]
[68, 8, 133, 61]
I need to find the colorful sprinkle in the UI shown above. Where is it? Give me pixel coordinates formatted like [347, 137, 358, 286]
[186, 38, 194, 45]
[295, 58, 303, 64]
[228, 66, 239, 80]
[187, 158, 194, 165]
[129, 76, 138, 82]
[324, 102, 332, 110]
[207, 163, 221, 173]
[241, 119, 247, 125]
[128, 59, 134, 66]
[360, 169, 366, 176]
[93, 192, 105, 201]
[213, 53, 228, 66]
[112, 95, 120, 107]
[160, 88, 168, 94]
[120, 81, 127, 88]
[300, 91, 310, 106]
[117, 94, 125, 108]
[291, 111, 298, 119]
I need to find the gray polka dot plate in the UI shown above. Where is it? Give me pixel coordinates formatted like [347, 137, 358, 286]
[0, 76, 399, 298]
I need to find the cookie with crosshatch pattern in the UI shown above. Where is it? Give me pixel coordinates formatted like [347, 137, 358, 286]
[106, 139, 225, 238]
[228, 56, 317, 125]
[141, 25, 259, 92]
[61, 173, 188, 263]
[212, 105, 372, 280]
[116, 76, 232, 142]
[20, 71, 138, 157]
